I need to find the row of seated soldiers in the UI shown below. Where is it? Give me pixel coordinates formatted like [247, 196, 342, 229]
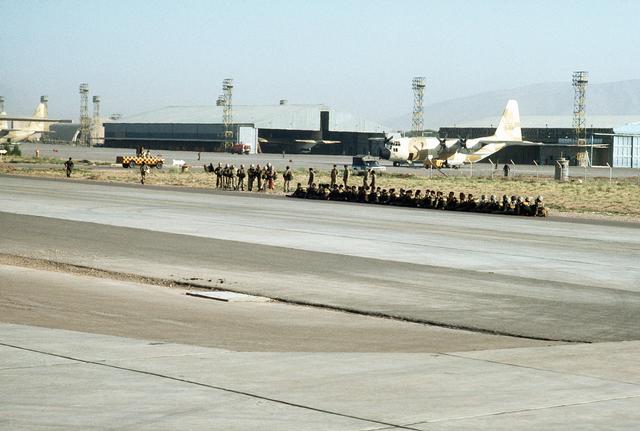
[289, 183, 548, 217]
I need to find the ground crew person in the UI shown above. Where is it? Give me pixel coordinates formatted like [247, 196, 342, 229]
[342, 164, 350, 187]
[283, 165, 293, 192]
[330, 164, 338, 187]
[503, 163, 510, 177]
[237, 164, 246, 191]
[307, 167, 315, 187]
[64, 157, 74, 178]
[140, 162, 150, 184]
[230, 164, 237, 190]
[369, 169, 376, 190]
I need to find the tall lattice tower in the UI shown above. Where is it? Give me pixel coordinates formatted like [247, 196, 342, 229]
[572, 71, 589, 166]
[79, 83, 90, 146]
[92, 96, 101, 146]
[0, 96, 4, 113]
[222, 78, 234, 149]
[412, 77, 426, 136]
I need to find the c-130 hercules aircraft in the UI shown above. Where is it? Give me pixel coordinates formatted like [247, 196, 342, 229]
[384, 100, 569, 168]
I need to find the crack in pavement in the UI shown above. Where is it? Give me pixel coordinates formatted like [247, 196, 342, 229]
[0, 341, 422, 431]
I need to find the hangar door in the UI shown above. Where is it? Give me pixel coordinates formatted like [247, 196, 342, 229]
[238, 127, 258, 154]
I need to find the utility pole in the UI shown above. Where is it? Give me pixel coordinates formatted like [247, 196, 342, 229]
[79, 83, 90, 146]
[412, 77, 426, 137]
[572, 71, 589, 166]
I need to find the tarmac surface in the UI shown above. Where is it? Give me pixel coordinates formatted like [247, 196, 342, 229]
[2, 323, 640, 430]
[1, 176, 639, 342]
[1, 174, 640, 429]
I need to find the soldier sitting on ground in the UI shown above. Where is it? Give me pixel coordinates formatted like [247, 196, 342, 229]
[289, 183, 306, 198]
[534, 196, 548, 217]
[445, 192, 458, 210]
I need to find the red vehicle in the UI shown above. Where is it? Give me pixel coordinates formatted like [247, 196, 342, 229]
[229, 143, 251, 154]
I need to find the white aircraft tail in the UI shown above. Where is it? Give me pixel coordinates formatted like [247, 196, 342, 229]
[27, 102, 48, 132]
[494, 100, 522, 141]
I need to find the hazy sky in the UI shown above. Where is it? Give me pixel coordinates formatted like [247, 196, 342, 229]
[1, 0, 639, 123]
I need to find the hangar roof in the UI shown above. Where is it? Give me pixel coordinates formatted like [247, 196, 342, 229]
[118, 104, 386, 133]
[614, 122, 640, 134]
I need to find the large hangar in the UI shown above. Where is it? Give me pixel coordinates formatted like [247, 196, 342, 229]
[103, 103, 387, 155]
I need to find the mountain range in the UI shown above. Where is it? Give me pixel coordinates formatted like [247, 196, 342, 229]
[384, 79, 640, 130]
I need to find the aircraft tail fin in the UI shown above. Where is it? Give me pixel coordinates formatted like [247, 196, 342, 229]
[27, 102, 48, 132]
[494, 100, 522, 141]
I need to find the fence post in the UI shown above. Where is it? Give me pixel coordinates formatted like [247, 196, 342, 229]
[584, 164, 587, 182]
[510, 160, 516, 178]
[488, 159, 495, 180]
[533, 160, 539, 180]
[606, 163, 612, 184]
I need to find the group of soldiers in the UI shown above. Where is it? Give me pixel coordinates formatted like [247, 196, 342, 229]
[289, 184, 548, 217]
[150, 160, 547, 217]
[205, 162, 295, 192]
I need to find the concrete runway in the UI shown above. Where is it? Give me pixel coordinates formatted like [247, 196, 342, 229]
[2, 323, 640, 430]
[1, 175, 639, 342]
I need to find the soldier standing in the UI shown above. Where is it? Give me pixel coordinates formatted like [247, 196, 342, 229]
[330, 164, 338, 188]
[342, 164, 350, 187]
[237, 164, 246, 191]
[362, 168, 369, 189]
[283, 165, 293, 192]
[64, 157, 74, 178]
[369, 169, 376, 190]
[247, 164, 256, 191]
[214, 163, 223, 188]
[140, 162, 150, 184]
[256, 164, 263, 191]
[230, 164, 238, 190]
[503, 163, 510, 177]
[307, 167, 315, 187]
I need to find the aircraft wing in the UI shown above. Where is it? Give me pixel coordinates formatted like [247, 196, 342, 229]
[477, 140, 609, 148]
[0, 116, 72, 123]
[295, 139, 341, 144]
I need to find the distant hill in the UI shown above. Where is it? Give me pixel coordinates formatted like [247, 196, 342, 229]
[384, 79, 640, 130]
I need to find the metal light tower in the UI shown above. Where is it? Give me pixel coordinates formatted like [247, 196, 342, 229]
[92, 96, 101, 146]
[412, 77, 426, 136]
[0, 96, 4, 113]
[222, 78, 234, 150]
[79, 83, 90, 146]
[572, 71, 589, 166]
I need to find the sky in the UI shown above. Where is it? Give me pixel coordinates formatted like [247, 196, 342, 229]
[1, 0, 639, 123]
